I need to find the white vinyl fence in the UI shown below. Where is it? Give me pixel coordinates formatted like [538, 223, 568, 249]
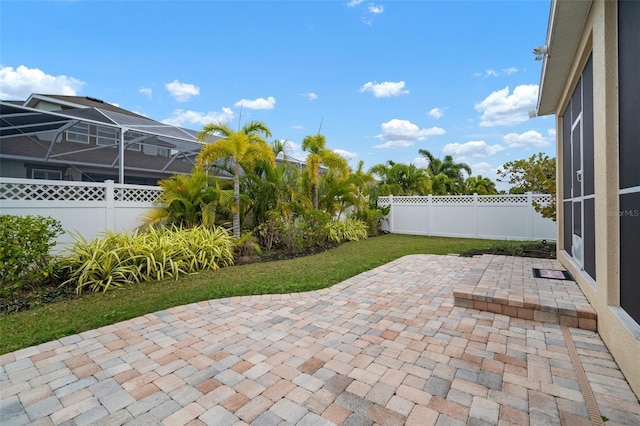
[0, 177, 162, 247]
[378, 193, 556, 241]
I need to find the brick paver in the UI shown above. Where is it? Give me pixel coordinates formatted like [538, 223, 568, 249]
[1, 254, 639, 425]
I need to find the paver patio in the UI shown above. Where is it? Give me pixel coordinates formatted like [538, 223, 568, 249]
[1, 254, 639, 425]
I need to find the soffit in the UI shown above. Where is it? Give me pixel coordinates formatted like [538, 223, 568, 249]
[537, 0, 593, 116]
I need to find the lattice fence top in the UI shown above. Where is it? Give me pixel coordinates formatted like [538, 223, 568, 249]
[0, 181, 105, 201]
[532, 194, 555, 206]
[477, 194, 529, 204]
[0, 178, 163, 203]
[115, 187, 162, 203]
[431, 196, 475, 204]
[377, 193, 555, 206]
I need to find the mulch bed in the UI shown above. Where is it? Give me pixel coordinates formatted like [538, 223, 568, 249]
[460, 242, 556, 259]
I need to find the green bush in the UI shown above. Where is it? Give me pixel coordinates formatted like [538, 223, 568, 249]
[63, 226, 235, 294]
[0, 215, 64, 293]
[326, 218, 368, 243]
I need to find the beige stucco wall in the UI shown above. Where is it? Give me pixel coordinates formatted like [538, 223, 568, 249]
[554, 0, 640, 398]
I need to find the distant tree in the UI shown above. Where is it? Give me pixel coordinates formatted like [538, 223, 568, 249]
[369, 161, 431, 195]
[465, 175, 498, 195]
[418, 149, 472, 194]
[196, 121, 275, 237]
[497, 152, 556, 221]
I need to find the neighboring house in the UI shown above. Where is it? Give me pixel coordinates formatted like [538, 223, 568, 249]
[535, 0, 639, 397]
[0, 94, 213, 185]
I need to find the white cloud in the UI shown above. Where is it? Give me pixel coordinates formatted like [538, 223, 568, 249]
[301, 92, 318, 101]
[162, 108, 234, 127]
[234, 96, 276, 110]
[475, 84, 539, 127]
[428, 107, 444, 119]
[442, 140, 504, 158]
[165, 80, 199, 102]
[0, 65, 84, 99]
[334, 149, 358, 160]
[503, 67, 518, 75]
[360, 81, 409, 98]
[374, 119, 445, 149]
[486, 69, 499, 77]
[471, 161, 503, 186]
[139, 87, 152, 99]
[290, 124, 304, 129]
[502, 130, 551, 149]
[349, 0, 383, 24]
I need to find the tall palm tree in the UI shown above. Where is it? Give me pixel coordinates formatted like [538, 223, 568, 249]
[196, 121, 275, 237]
[301, 133, 349, 209]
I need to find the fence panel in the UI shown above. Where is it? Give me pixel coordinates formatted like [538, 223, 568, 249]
[379, 193, 556, 241]
[0, 177, 162, 247]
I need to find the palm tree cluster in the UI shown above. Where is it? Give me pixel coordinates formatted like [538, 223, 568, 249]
[148, 120, 498, 252]
[371, 149, 498, 196]
[147, 120, 383, 257]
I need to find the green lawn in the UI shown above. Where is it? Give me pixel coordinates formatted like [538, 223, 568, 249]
[0, 234, 503, 355]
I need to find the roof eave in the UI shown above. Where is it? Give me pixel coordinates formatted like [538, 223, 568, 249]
[536, 0, 593, 117]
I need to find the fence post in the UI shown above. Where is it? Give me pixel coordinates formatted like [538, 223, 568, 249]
[105, 180, 115, 231]
[427, 194, 432, 235]
[527, 191, 533, 240]
[388, 195, 394, 233]
[473, 193, 479, 239]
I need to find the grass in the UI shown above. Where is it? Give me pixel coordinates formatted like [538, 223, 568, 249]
[0, 234, 503, 355]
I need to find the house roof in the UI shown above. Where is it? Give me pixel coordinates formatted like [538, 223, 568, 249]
[536, 0, 593, 116]
[23, 94, 150, 120]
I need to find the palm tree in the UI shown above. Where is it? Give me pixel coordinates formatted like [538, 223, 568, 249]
[418, 149, 472, 194]
[370, 161, 431, 195]
[301, 133, 349, 209]
[466, 175, 498, 195]
[196, 121, 275, 237]
[243, 140, 304, 226]
[144, 170, 233, 228]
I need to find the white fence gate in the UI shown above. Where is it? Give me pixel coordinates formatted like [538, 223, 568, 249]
[0, 177, 162, 247]
[378, 193, 556, 241]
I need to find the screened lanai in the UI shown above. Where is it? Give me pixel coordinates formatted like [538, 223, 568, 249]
[0, 102, 215, 184]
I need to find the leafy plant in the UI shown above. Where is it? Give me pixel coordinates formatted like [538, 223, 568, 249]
[235, 231, 262, 257]
[144, 170, 233, 229]
[0, 215, 64, 293]
[63, 226, 235, 294]
[326, 219, 368, 243]
[498, 152, 556, 221]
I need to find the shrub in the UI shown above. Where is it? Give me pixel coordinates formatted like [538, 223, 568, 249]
[352, 206, 389, 236]
[326, 219, 368, 243]
[63, 226, 235, 294]
[235, 231, 262, 258]
[300, 210, 332, 247]
[0, 215, 64, 293]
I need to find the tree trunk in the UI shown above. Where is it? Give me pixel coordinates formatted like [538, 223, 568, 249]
[312, 182, 318, 210]
[233, 161, 240, 238]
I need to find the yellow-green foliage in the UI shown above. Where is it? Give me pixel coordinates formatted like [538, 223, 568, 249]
[326, 219, 368, 244]
[63, 226, 234, 294]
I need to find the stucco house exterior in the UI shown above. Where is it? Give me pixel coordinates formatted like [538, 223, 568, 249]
[534, 0, 639, 397]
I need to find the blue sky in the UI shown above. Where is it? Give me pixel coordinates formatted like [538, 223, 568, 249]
[0, 0, 554, 190]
